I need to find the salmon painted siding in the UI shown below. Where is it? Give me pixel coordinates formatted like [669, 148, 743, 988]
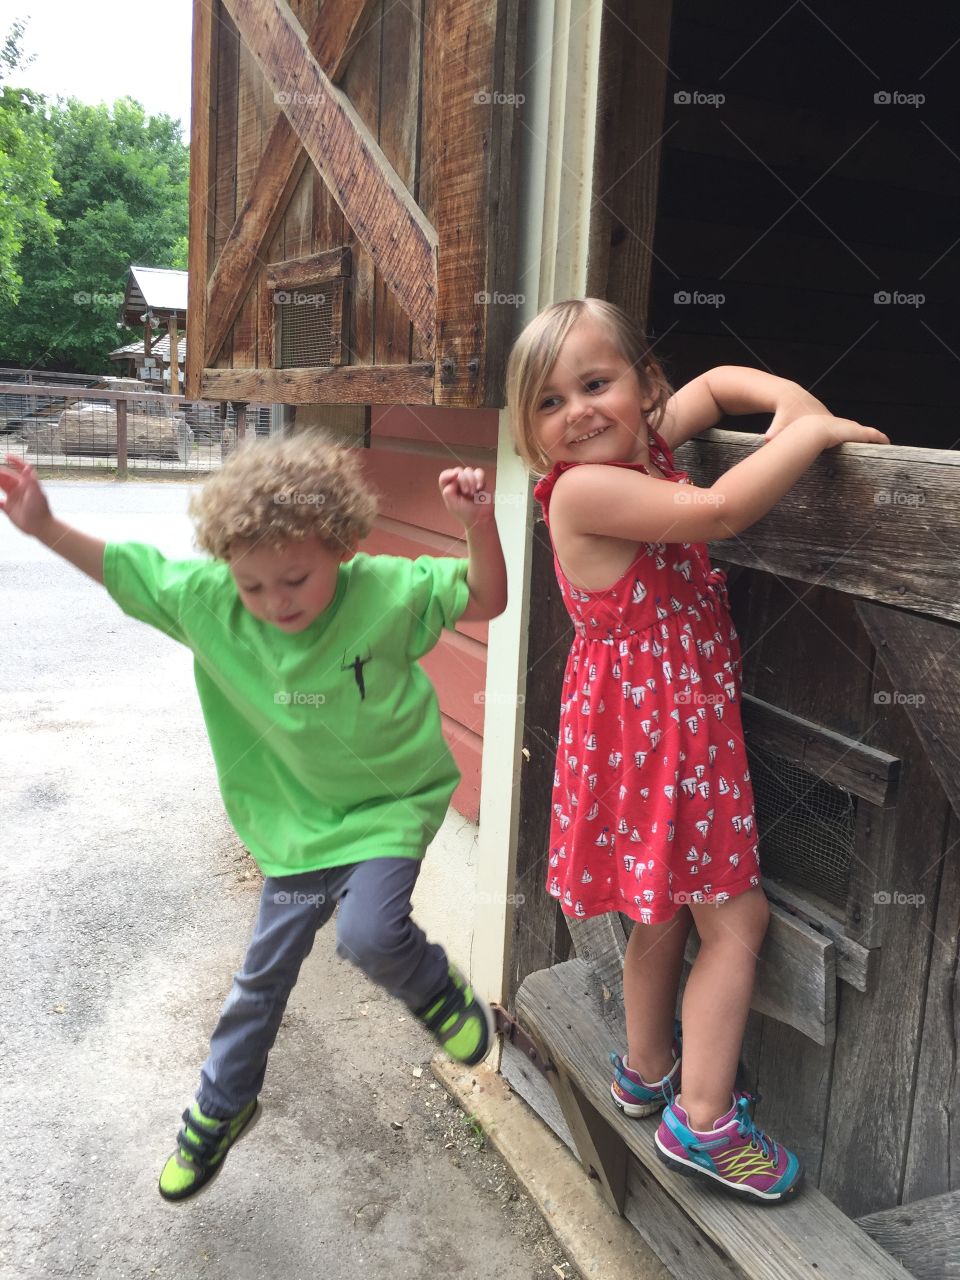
[362, 404, 499, 821]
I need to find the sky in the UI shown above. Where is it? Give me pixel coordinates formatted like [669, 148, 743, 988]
[1, 1, 194, 134]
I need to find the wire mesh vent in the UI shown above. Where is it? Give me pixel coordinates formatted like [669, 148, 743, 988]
[747, 742, 856, 908]
[276, 280, 344, 368]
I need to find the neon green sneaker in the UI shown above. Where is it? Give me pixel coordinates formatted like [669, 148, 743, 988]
[158, 1098, 260, 1202]
[413, 965, 495, 1066]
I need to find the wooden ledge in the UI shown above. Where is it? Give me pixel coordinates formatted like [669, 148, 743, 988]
[515, 958, 909, 1280]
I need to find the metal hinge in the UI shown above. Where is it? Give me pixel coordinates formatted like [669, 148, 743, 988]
[492, 1003, 552, 1076]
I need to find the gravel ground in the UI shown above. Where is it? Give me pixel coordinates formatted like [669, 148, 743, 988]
[0, 478, 580, 1280]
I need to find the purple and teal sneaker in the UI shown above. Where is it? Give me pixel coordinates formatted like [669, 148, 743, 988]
[654, 1090, 803, 1203]
[610, 1020, 682, 1118]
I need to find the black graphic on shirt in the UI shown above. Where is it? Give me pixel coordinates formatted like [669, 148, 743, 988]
[341, 651, 373, 700]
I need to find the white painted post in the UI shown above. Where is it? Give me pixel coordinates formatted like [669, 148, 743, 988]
[470, 0, 604, 1028]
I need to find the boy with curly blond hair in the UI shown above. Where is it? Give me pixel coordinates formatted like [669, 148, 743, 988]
[0, 435, 507, 1202]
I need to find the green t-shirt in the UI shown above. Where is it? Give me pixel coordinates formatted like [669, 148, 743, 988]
[104, 542, 470, 876]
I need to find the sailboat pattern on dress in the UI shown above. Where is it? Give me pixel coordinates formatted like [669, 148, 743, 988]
[534, 429, 761, 925]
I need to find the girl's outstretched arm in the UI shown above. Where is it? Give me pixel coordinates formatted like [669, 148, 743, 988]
[550, 414, 891, 547]
[438, 466, 508, 623]
[658, 366, 829, 451]
[0, 455, 105, 584]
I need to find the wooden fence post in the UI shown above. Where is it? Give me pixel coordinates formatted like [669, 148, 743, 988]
[116, 398, 128, 479]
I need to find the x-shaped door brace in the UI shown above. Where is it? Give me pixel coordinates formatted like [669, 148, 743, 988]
[206, 0, 439, 365]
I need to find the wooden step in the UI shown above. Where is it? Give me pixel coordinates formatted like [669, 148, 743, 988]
[515, 958, 910, 1280]
[858, 1190, 960, 1280]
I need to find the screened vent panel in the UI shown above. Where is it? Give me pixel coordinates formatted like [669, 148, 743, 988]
[276, 279, 345, 369]
[748, 742, 857, 909]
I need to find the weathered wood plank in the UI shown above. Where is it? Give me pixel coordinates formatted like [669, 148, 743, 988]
[741, 693, 899, 806]
[281, 162, 314, 268]
[201, 363, 433, 403]
[858, 1189, 960, 1280]
[204, 0, 373, 366]
[676, 430, 960, 625]
[567, 913, 627, 1012]
[901, 808, 960, 1203]
[212, 6, 239, 266]
[231, 38, 263, 368]
[522, 962, 911, 1274]
[212, 5, 239, 368]
[730, 575, 869, 1186]
[590, 0, 674, 327]
[858, 601, 960, 831]
[339, 0, 380, 365]
[266, 247, 351, 290]
[186, 0, 215, 398]
[685, 901, 836, 1045]
[516, 959, 909, 1278]
[762, 878, 874, 992]
[375, 0, 419, 365]
[819, 678, 950, 1217]
[221, 0, 438, 349]
[421, 0, 517, 405]
[508, 518, 573, 1005]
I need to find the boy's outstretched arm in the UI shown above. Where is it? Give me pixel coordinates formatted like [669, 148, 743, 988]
[438, 466, 508, 623]
[657, 366, 830, 451]
[0, 455, 105, 584]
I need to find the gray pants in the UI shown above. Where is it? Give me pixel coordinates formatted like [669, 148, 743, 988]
[197, 857, 449, 1117]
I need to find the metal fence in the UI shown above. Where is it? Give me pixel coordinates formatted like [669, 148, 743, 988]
[0, 379, 274, 475]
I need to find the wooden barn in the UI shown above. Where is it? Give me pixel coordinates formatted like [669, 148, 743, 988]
[186, 1, 960, 1276]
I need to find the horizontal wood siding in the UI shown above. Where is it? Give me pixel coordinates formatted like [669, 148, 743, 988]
[364, 405, 498, 821]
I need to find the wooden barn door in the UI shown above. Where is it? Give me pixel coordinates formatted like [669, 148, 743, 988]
[187, 0, 522, 409]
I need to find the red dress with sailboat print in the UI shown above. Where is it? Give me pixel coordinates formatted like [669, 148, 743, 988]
[534, 428, 761, 925]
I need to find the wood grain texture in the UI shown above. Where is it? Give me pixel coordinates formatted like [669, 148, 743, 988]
[676, 430, 960, 624]
[900, 810, 960, 1204]
[742, 692, 899, 806]
[858, 1189, 960, 1280]
[819, 670, 950, 1217]
[221, 0, 439, 349]
[201, 363, 434, 403]
[685, 901, 836, 1045]
[516, 959, 910, 1279]
[858, 600, 960, 831]
[509, 518, 574, 1005]
[203, 0, 370, 366]
[421, 0, 521, 406]
[186, 0, 215, 398]
[762, 878, 874, 992]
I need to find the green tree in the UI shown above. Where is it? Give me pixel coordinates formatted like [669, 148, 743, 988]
[0, 20, 59, 309]
[0, 81, 189, 372]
